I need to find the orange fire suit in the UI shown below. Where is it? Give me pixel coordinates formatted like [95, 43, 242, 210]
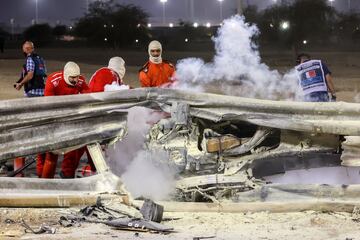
[39, 71, 89, 178]
[139, 60, 175, 87]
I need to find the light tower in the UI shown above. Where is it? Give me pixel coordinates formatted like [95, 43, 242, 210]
[160, 0, 168, 25]
[217, 0, 224, 23]
[237, 0, 243, 15]
[35, 0, 38, 23]
[190, 0, 195, 22]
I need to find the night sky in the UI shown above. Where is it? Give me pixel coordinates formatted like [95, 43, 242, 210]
[0, 0, 357, 27]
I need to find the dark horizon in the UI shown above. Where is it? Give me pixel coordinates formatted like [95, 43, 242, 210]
[0, 0, 357, 28]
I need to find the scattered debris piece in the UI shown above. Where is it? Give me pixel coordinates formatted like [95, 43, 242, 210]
[352, 206, 360, 222]
[4, 218, 16, 224]
[60, 200, 173, 234]
[20, 219, 56, 234]
[193, 236, 216, 240]
[140, 199, 164, 223]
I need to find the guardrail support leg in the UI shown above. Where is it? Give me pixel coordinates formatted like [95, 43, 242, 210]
[87, 143, 109, 174]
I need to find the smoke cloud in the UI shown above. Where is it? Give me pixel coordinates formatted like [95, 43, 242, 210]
[175, 15, 302, 100]
[121, 149, 176, 201]
[265, 167, 360, 185]
[105, 107, 176, 200]
[105, 107, 152, 176]
[104, 82, 130, 91]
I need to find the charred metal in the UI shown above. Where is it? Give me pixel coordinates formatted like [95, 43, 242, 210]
[0, 88, 359, 204]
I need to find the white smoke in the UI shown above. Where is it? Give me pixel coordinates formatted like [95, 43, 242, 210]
[106, 107, 165, 174]
[265, 167, 360, 185]
[175, 15, 302, 100]
[121, 149, 176, 200]
[104, 82, 130, 91]
[105, 107, 176, 200]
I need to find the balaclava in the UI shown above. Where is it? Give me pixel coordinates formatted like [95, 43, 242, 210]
[63, 61, 80, 86]
[148, 40, 162, 64]
[108, 56, 126, 80]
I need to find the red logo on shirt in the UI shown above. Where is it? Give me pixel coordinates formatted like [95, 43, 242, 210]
[306, 70, 316, 78]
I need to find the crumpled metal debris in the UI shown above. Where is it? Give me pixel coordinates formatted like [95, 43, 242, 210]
[58, 216, 82, 228]
[4, 218, 16, 224]
[102, 218, 174, 233]
[20, 219, 56, 234]
[3, 88, 360, 204]
[4, 218, 56, 235]
[140, 199, 164, 223]
[193, 237, 216, 240]
[60, 200, 173, 234]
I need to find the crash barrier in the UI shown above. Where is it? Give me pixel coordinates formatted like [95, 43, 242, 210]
[0, 88, 360, 167]
[2, 89, 360, 207]
[1, 88, 360, 163]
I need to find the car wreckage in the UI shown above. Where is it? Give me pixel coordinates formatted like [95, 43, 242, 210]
[1, 88, 360, 207]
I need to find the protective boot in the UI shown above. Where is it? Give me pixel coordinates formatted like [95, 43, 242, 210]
[85, 148, 97, 172]
[14, 157, 25, 177]
[61, 148, 85, 178]
[81, 165, 97, 177]
[36, 153, 46, 178]
[41, 152, 58, 178]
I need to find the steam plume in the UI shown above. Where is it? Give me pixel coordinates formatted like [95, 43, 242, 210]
[175, 15, 302, 100]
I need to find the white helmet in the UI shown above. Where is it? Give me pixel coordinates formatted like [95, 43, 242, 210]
[63, 61, 80, 86]
[148, 40, 162, 64]
[108, 56, 126, 79]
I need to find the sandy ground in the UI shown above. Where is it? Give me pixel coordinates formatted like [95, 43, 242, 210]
[1, 48, 360, 101]
[1, 208, 360, 239]
[2, 49, 360, 239]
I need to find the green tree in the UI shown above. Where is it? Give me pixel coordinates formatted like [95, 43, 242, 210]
[336, 13, 360, 42]
[290, 0, 335, 49]
[257, 0, 335, 51]
[74, 0, 149, 47]
[243, 5, 260, 25]
[0, 27, 8, 36]
[259, 4, 292, 44]
[52, 25, 68, 40]
[23, 24, 54, 46]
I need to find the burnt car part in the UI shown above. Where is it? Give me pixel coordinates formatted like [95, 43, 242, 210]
[0, 88, 358, 162]
[0, 88, 359, 203]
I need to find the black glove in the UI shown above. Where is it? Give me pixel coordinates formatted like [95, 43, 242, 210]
[331, 93, 337, 102]
[13, 77, 23, 88]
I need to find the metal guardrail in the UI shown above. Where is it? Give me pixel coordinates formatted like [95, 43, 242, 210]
[1, 88, 360, 163]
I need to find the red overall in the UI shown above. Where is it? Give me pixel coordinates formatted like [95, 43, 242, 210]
[89, 67, 122, 93]
[38, 71, 89, 178]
